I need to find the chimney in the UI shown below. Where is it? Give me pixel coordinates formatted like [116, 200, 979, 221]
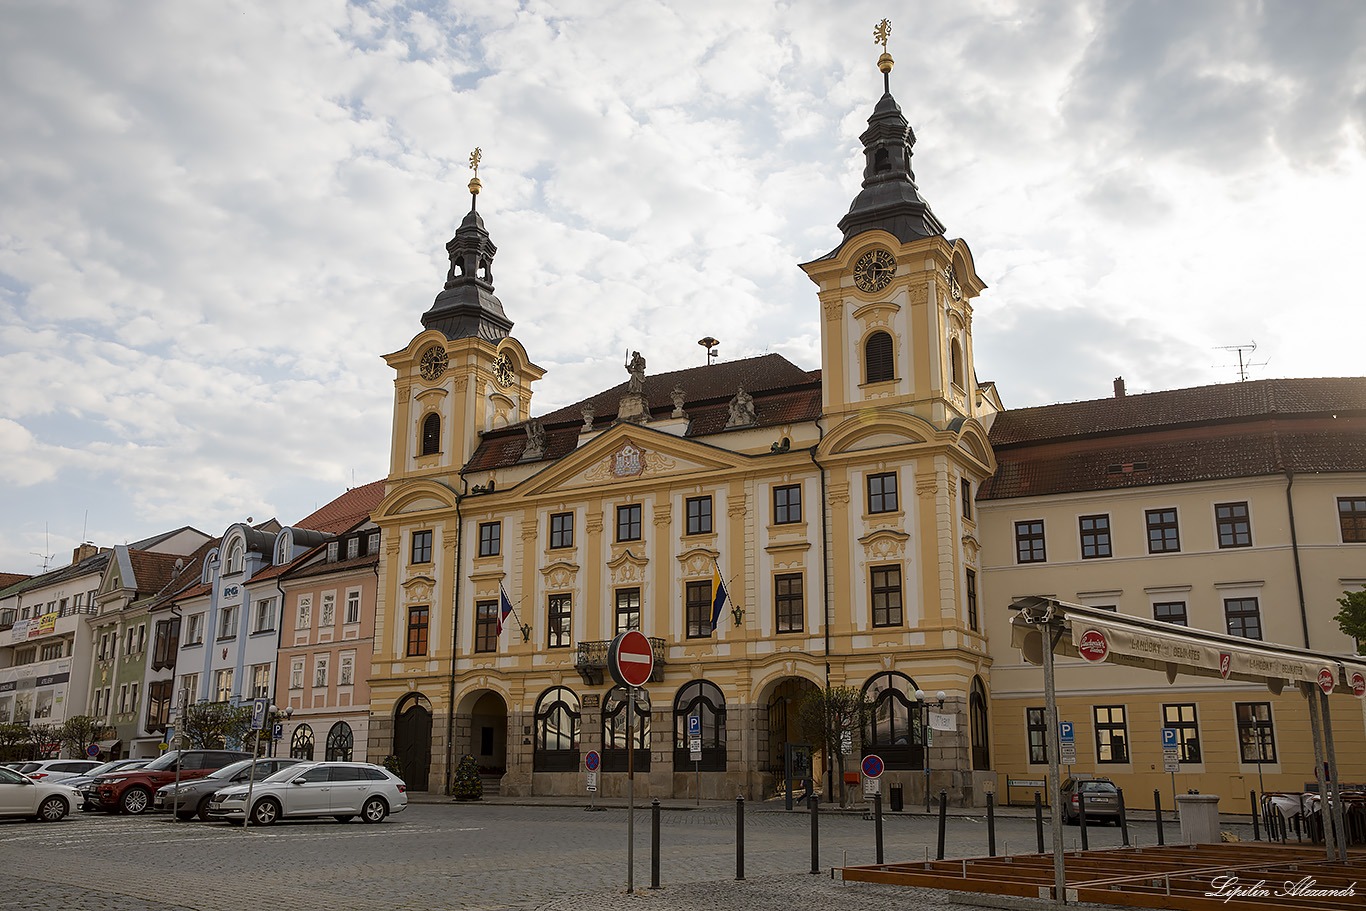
[1113, 377, 1126, 398]
[72, 542, 99, 565]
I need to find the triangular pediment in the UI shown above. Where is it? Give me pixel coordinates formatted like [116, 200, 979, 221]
[513, 424, 748, 497]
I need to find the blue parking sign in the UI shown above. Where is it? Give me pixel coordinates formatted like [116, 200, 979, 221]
[251, 697, 268, 730]
[1162, 728, 1179, 749]
[1059, 721, 1074, 743]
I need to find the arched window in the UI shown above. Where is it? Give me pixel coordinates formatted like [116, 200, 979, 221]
[226, 540, 245, 575]
[602, 686, 650, 772]
[865, 331, 894, 384]
[325, 721, 354, 761]
[874, 147, 890, 173]
[420, 413, 441, 456]
[290, 724, 315, 760]
[970, 676, 990, 770]
[862, 671, 923, 769]
[673, 680, 726, 772]
[275, 532, 291, 565]
[534, 686, 580, 772]
[950, 338, 964, 389]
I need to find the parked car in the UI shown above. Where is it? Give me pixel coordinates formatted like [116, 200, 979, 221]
[208, 761, 407, 826]
[19, 759, 103, 783]
[0, 765, 81, 821]
[90, 749, 251, 815]
[155, 758, 303, 820]
[67, 759, 151, 812]
[1060, 777, 1120, 824]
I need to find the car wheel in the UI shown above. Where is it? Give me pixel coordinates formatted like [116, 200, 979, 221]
[361, 797, 388, 824]
[334, 815, 354, 823]
[38, 796, 69, 822]
[196, 796, 214, 822]
[121, 787, 151, 815]
[250, 798, 280, 826]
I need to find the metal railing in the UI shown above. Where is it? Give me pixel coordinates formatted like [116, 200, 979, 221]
[574, 637, 666, 684]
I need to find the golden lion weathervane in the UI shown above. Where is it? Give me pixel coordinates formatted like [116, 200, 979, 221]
[874, 18, 891, 51]
[468, 147, 482, 196]
[874, 18, 894, 82]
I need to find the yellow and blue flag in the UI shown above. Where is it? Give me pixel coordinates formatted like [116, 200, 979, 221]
[710, 563, 728, 628]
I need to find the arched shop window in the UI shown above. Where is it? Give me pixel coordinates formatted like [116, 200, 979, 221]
[326, 721, 354, 762]
[673, 680, 726, 771]
[533, 686, 580, 772]
[602, 686, 650, 772]
[290, 724, 315, 760]
[862, 671, 923, 769]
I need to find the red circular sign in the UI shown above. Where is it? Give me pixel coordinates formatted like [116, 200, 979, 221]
[1318, 667, 1335, 695]
[1352, 672, 1366, 697]
[1077, 628, 1109, 662]
[609, 630, 654, 688]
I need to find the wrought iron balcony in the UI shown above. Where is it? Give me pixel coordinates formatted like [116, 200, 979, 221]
[574, 637, 666, 686]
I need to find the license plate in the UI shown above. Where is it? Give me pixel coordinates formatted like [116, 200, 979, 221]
[1087, 796, 1106, 803]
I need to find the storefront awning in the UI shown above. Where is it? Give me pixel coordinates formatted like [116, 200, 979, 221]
[96, 739, 121, 751]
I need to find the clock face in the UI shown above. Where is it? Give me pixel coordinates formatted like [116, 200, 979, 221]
[418, 345, 448, 381]
[853, 248, 896, 293]
[493, 352, 514, 387]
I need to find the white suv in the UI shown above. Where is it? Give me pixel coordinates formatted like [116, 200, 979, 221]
[19, 759, 103, 784]
[208, 761, 407, 826]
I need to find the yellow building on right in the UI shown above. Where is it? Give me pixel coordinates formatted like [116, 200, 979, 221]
[978, 377, 1366, 814]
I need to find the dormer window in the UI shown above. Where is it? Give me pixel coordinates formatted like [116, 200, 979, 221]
[226, 541, 245, 575]
[276, 533, 291, 565]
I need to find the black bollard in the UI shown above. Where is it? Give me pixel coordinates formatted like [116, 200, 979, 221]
[735, 795, 745, 881]
[987, 791, 997, 856]
[1078, 786, 1089, 851]
[809, 791, 820, 874]
[874, 791, 884, 865]
[650, 798, 661, 890]
[1118, 787, 1130, 847]
[1034, 791, 1045, 853]
[936, 789, 948, 860]
[1153, 789, 1164, 846]
[1250, 791, 1260, 842]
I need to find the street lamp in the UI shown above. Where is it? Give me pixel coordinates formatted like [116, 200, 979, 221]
[916, 689, 947, 813]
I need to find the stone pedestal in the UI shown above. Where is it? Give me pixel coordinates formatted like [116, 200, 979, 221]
[617, 392, 650, 423]
[1175, 793, 1221, 843]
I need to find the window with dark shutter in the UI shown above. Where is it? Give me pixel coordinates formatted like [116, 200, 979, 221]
[865, 331, 894, 383]
[420, 413, 441, 455]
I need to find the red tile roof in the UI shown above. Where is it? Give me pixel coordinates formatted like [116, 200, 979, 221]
[293, 480, 386, 534]
[126, 550, 183, 598]
[0, 573, 30, 590]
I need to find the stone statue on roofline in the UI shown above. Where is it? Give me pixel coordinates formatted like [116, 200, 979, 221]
[671, 385, 687, 419]
[726, 384, 756, 428]
[523, 418, 546, 460]
[581, 403, 595, 432]
[624, 350, 647, 393]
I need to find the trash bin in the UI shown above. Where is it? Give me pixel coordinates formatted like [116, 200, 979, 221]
[890, 784, 904, 812]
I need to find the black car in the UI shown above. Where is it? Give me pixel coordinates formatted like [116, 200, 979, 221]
[154, 758, 303, 820]
[1060, 777, 1121, 824]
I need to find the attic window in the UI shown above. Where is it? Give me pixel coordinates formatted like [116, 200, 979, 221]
[1106, 462, 1149, 475]
[874, 147, 890, 173]
[327, 542, 339, 562]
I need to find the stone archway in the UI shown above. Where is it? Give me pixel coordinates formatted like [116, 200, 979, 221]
[759, 676, 820, 797]
[394, 693, 433, 792]
[469, 691, 508, 783]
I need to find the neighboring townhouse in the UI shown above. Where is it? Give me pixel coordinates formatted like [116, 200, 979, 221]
[275, 480, 385, 763]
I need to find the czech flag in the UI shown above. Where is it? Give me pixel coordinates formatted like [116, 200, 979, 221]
[710, 563, 728, 628]
[498, 585, 515, 635]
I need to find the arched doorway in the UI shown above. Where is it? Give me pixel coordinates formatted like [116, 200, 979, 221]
[761, 676, 819, 795]
[394, 693, 432, 792]
[326, 721, 354, 761]
[469, 691, 508, 777]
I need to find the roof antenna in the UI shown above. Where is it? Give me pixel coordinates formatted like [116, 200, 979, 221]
[1213, 341, 1268, 382]
[30, 524, 54, 573]
[699, 337, 719, 366]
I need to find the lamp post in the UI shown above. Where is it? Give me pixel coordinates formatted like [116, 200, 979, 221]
[916, 689, 947, 813]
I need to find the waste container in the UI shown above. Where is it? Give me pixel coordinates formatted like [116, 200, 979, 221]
[890, 784, 904, 812]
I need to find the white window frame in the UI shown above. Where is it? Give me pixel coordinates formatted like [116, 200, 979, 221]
[313, 655, 329, 689]
[214, 668, 234, 702]
[290, 658, 304, 689]
[320, 593, 336, 628]
[345, 590, 361, 625]
[339, 653, 354, 686]
[297, 596, 312, 631]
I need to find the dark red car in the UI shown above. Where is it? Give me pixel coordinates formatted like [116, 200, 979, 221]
[90, 750, 250, 815]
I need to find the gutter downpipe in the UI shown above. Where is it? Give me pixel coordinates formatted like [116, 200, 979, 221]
[1284, 470, 1311, 649]
[444, 476, 467, 796]
[808, 426, 833, 796]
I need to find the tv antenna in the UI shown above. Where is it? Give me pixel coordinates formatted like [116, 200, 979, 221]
[1214, 341, 1267, 382]
[30, 524, 54, 573]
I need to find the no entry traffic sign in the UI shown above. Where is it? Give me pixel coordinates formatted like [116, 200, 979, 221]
[609, 630, 654, 688]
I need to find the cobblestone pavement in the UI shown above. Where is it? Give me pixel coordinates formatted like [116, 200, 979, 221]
[2, 802, 1242, 910]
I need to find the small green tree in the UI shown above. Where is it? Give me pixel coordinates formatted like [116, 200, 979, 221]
[383, 755, 404, 779]
[452, 754, 483, 801]
[796, 685, 872, 808]
[179, 702, 254, 750]
[0, 723, 35, 762]
[58, 715, 110, 758]
[1334, 585, 1366, 654]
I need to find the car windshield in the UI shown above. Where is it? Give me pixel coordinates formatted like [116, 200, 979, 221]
[205, 759, 255, 780]
[142, 751, 182, 772]
[84, 760, 131, 777]
[1081, 781, 1117, 793]
[261, 764, 316, 783]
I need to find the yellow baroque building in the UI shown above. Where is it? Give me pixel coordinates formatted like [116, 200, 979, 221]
[368, 63, 1002, 803]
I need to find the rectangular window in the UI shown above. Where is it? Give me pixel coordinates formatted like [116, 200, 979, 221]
[474, 601, 497, 653]
[39, 642, 63, 661]
[478, 522, 501, 557]
[411, 530, 433, 564]
[1153, 601, 1188, 626]
[1225, 597, 1262, 640]
[867, 472, 898, 513]
[615, 588, 640, 634]
[146, 681, 172, 733]
[187, 613, 204, 644]
[1026, 707, 1047, 764]
[251, 663, 271, 699]
[773, 484, 802, 524]
[1093, 705, 1129, 763]
[549, 512, 574, 549]
[407, 606, 430, 656]
[214, 669, 234, 703]
[118, 684, 129, 714]
[151, 616, 180, 670]
[339, 654, 354, 686]
[1237, 702, 1277, 763]
[547, 594, 571, 648]
[290, 658, 304, 690]
[320, 593, 335, 628]
[686, 496, 713, 535]
[686, 580, 713, 638]
[180, 673, 199, 705]
[313, 656, 328, 689]
[1215, 502, 1252, 548]
[775, 573, 804, 633]
[58, 598, 68, 617]
[961, 477, 973, 519]
[296, 596, 312, 631]
[1337, 497, 1366, 542]
[253, 598, 275, 633]
[1146, 508, 1181, 553]
[1162, 703, 1201, 763]
[616, 504, 642, 542]
[345, 591, 360, 625]
[367, 532, 380, 554]
[870, 564, 903, 627]
[1079, 514, 1112, 559]
[1015, 520, 1046, 563]
[126, 628, 136, 655]
[965, 568, 979, 632]
[217, 606, 237, 640]
[326, 542, 339, 562]
[346, 537, 359, 560]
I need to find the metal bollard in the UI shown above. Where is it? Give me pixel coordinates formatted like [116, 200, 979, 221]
[735, 795, 745, 881]
[987, 792, 996, 856]
[1251, 790, 1260, 842]
[809, 791, 820, 874]
[1078, 786, 1089, 851]
[1034, 791, 1045, 854]
[1118, 787, 1130, 847]
[936, 790, 948, 860]
[1154, 789, 1164, 846]
[650, 798, 661, 890]
[874, 791, 884, 865]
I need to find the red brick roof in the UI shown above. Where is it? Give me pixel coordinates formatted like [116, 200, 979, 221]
[293, 480, 386, 534]
[126, 550, 183, 598]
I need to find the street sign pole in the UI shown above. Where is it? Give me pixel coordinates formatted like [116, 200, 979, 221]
[172, 687, 188, 824]
[627, 684, 634, 894]
[608, 631, 653, 896]
[243, 697, 268, 833]
[689, 713, 701, 806]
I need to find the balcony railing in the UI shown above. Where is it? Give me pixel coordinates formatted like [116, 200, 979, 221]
[574, 637, 665, 686]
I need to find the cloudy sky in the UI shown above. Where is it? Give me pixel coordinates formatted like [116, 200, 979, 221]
[2, 0, 1363, 574]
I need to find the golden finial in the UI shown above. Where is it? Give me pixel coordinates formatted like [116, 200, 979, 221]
[874, 18, 894, 75]
[468, 147, 482, 195]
